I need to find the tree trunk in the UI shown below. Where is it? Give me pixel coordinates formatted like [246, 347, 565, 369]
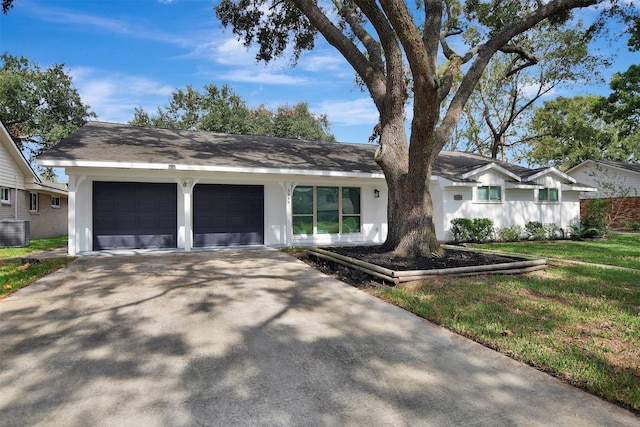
[376, 114, 444, 259]
[383, 172, 443, 258]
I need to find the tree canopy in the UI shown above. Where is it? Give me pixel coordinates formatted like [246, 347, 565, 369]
[0, 53, 95, 167]
[447, 21, 604, 161]
[215, 0, 628, 257]
[130, 83, 335, 141]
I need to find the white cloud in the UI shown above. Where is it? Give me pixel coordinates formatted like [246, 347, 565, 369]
[26, 2, 194, 47]
[299, 52, 347, 73]
[317, 98, 378, 126]
[70, 68, 174, 123]
[215, 69, 309, 86]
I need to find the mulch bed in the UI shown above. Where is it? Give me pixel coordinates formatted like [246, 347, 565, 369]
[328, 245, 520, 270]
[291, 245, 523, 288]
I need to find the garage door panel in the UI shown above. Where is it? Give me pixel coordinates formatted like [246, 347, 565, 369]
[93, 182, 177, 250]
[193, 184, 264, 247]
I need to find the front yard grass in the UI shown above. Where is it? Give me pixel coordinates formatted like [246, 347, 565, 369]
[467, 233, 640, 269]
[0, 236, 74, 299]
[371, 236, 640, 412]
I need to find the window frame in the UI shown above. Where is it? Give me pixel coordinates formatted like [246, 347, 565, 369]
[476, 185, 502, 203]
[538, 187, 559, 203]
[51, 196, 61, 208]
[292, 186, 361, 235]
[0, 187, 10, 204]
[29, 192, 39, 212]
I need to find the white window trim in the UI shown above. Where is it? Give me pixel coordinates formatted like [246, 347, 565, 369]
[536, 187, 560, 204]
[0, 187, 10, 204]
[51, 196, 61, 208]
[292, 186, 361, 235]
[475, 185, 503, 204]
[29, 192, 39, 212]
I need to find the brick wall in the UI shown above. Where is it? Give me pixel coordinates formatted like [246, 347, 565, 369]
[580, 196, 640, 228]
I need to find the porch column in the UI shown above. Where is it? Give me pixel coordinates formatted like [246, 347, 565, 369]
[179, 178, 198, 251]
[280, 182, 296, 247]
[67, 175, 85, 256]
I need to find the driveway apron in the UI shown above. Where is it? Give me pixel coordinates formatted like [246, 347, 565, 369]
[0, 249, 638, 426]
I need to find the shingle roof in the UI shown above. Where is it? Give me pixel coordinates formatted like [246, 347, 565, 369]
[592, 160, 640, 174]
[39, 121, 382, 174]
[38, 121, 548, 182]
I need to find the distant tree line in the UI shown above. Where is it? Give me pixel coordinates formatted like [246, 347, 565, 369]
[129, 84, 335, 142]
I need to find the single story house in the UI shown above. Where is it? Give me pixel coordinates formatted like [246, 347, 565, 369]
[0, 121, 68, 245]
[566, 160, 640, 228]
[38, 122, 594, 255]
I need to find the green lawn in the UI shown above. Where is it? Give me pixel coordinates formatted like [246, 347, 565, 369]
[371, 235, 640, 412]
[0, 236, 74, 299]
[467, 233, 640, 269]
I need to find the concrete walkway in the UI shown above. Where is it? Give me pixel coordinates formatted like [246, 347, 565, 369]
[0, 249, 637, 426]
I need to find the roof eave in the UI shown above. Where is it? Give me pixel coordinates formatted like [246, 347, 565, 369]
[38, 160, 386, 180]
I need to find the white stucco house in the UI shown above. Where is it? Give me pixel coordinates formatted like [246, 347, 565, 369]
[0, 121, 68, 245]
[38, 122, 594, 255]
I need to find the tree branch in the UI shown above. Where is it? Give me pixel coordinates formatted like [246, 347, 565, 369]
[437, 0, 599, 151]
[290, 0, 386, 105]
[333, 0, 385, 72]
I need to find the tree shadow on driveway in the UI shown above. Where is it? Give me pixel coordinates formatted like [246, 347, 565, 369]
[0, 249, 636, 426]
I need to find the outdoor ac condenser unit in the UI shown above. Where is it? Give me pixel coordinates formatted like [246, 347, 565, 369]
[0, 220, 30, 248]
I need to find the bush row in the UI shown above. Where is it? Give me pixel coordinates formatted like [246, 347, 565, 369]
[449, 219, 566, 243]
[449, 199, 611, 243]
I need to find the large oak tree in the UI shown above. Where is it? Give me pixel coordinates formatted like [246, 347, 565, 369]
[215, 0, 622, 257]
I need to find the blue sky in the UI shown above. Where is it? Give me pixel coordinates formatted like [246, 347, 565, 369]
[0, 0, 637, 145]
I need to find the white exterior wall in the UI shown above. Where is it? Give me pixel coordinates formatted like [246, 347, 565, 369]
[567, 162, 640, 199]
[66, 167, 388, 255]
[438, 171, 581, 241]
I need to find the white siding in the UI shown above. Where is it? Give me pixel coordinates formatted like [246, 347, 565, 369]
[439, 172, 580, 241]
[66, 167, 388, 254]
[0, 140, 26, 189]
[568, 162, 640, 199]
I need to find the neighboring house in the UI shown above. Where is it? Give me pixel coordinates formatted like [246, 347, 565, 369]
[566, 160, 640, 228]
[0, 121, 68, 243]
[38, 122, 594, 255]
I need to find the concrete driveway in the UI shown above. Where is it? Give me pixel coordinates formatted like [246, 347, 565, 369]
[0, 249, 637, 426]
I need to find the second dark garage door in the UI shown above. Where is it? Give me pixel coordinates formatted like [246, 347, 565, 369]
[193, 184, 264, 246]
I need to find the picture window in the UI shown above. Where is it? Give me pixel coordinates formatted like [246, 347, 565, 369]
[292, 186, 361, 235]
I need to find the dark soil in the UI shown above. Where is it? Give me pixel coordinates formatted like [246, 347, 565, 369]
[329, 245, 519, 270]
[288, 245, 522, 288]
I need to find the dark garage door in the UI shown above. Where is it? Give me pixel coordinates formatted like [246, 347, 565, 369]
[193, 184, 264, 246]
[93, 182, 177, 250]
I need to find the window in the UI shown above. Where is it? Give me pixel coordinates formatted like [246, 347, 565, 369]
[292, 186, 361, 235]
[477, 185, 501, 202]
[51, 196, 61, 208]
[0, 187, 9, 203]
[538, 188, 559, 202]
[29, 193, 38, 212]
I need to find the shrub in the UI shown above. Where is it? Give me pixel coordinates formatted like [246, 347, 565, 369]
[544, 223, 565, 240]
[497, 225, 524, 242]
[623, 220, 640, 231]
[581, 199, 610, 238]
[525, 221, 546, 240]
[450, 218, 494, 243]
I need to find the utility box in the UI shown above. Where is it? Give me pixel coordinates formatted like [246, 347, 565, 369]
[0, 220, 31, 248]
